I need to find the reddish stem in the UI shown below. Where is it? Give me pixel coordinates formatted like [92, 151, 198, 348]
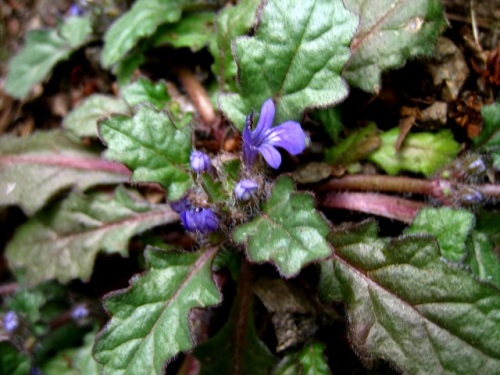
[178, 68, 217, 127]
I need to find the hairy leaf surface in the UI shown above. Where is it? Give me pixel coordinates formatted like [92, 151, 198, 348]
[99, 105, 192, 201]
[6, 188, 178, 284]
[343, 0, 447, 92]
[233, 176, 331, 277]
[273, 342, 331, 375]
[0, 130, 129, 215]
[220, 0, 358, 129]
[121, 77, 170, 109]
[466, 231, 500, 289]
[93, 247, 221, 375]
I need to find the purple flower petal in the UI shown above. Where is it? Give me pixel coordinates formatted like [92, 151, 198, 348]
[243, 119, 258, 167]
[253, 99, 275, 143]
[264, 121, 306, 155]
[258, 143, 282, 169]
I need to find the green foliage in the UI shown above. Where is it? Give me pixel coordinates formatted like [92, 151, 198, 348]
[312, 107, 344, 143]
[368, 128, 460, 176]
[93, 247, 221, 375]
[343, 0, 447, 92]
[474, 101, 500, 168]
[64, 95, 131, 138]
[5, 16, 93, 98]
[273, 342, 331, 375]
[0, 130, 129, 215]
[209, 0, 261, 91]
[0, 343, 31, 375]
[152, 12, 214, 51]
[101, 0, 183, 67]
[323, 220, 500, 374]
[466, 232, 500, 289]
[233, 176, 331, 277]
[121, 77, 171, 109]
[405, 207, 475, 262]
[99, 105, 192, 201]
[6, 188, 178, 285]
[220, 0, 358, 129]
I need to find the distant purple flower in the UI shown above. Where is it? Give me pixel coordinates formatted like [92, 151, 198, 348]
[180, 208, 218, 233]
[243, 99, 307, 169]
[190, 150, 211, 174]
[71, 304, 89, 320]
[234, 179, 258, 200]
[68, 4, 84, 16]
[3, 311, 18, 332]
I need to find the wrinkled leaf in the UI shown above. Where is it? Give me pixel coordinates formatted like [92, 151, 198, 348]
[405, 207, 475, 262]
[368, 128, 460, 176]
[324, 220, 500, 374]
[474, 102, 500, 168]
[273, 342, 331, 375]
[0, 130, 129, 215]
[220, 0, 358, 129]
[5, 16, 93, 98]
[152, 12, 214, 51]
[209, 0, 261, 91]
[64, 94, 131, 138]
[93, 247, 221, 375]
[121, 77, 170, 109]
[6, 188, 178, 285]
[233, 176, 331, 277]
[343, 0, 447, 93]
[102, 0, 182, 67]
[0, 343, 31, 375]
[99, 105, 192, 201]
[466, 231, 500, 289]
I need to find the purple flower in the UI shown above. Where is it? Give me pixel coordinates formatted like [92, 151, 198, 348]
[243, 99, 307, 169]
[170, 198, 191, 214]
[234, 179, 258, 200]
[71, 304, 89, 320]
[190, 150, 211, 174]
[3, 311, 18, 332]
[180, 208, 218, 233]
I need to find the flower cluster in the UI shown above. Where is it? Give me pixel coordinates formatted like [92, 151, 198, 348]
[172, 198, 218, 234]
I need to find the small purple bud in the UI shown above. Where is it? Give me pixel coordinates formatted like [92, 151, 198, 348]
[71, 304, 89, 320]
[234, 179, 258, 200]
[3, 311, 18, 332]
[181, 208, 218, 233]
[190, 150, 211, 174]
[68, 4, 84, 16]
[171, 198, 191, 214]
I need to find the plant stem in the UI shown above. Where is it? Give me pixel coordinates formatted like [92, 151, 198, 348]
[0, 282, 18, 296]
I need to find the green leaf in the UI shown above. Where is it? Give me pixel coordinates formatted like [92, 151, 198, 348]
[466, 231, 500, 289]
[233, 176, 331, 277]
[102, 0, 182, 67]
[121, 77, 170, 109]
[324, 122, 380, 166]
[324, 220, 500, 374]
[312, 107, 343, 143]
[99, 105, 192, 201]
[93, 247, 221, 375]
[64, 94, 131, 138]
[343, 0, 447, 93]
[201, 173, 226, 203]
[113, 51, 146, 86]
[5, 16, 92, 98]
[476, 210, 500, 248]
[6, 188, 179, 285]
[152, 12, 214, 51]
[219, 0, 358, 129]
[209, 0, 261, 91]
[273, 342, 331, 375]
[474, 102, 500, 168]
[0, 343, 31, 375]
[368, 128, 460, 176]
[405, 207, 475, 262]
[0, 130, 129, 215]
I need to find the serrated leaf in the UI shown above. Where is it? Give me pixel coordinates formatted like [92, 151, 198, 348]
[219, 0, 358, 129]
[368, 127, 460, 176]
[93, 247, 221, 375]
[121, 77, 170, 109]
[209, 0, 261, 91]
[102, 0, 183, 67]
[466, 231, 500, 289]
[272, 342, 331, 375]
[0, 130, 129, 215]
[64, 94, 131, 138]
[5, 16, 92, 98]
[152, 12, 214, 51]
[0, 343, 31, 375]
[474, 102, 500, 168]
[99, 105, 192, 201]
[323, 220, 500, 374]
[233, 176, 331, 277]
[6, 188, 178, 285]
[405, 207, 475, 262]
[194, 273, 277, 374]
[343, 0, 447, 93]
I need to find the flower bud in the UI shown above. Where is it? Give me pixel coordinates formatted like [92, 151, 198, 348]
[181, 208, 218, 233]
[71, 304, 89, 320]
[3, 311, 18, 332]
[190, 150, 211, 174]
[234, 179, 258, 200]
